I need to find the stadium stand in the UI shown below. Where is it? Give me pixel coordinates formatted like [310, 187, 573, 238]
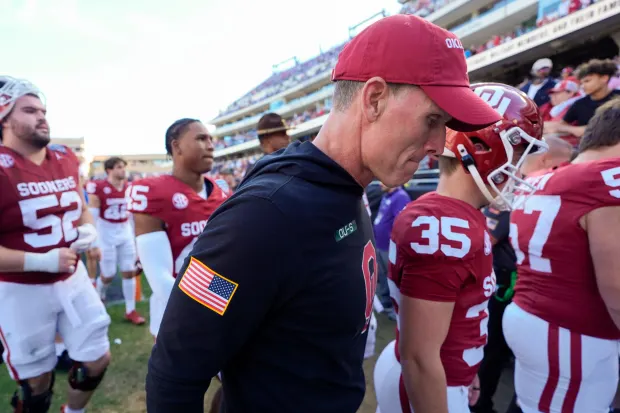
[207, 0, 620, 190]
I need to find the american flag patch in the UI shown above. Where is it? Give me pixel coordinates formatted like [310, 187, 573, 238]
[178, 257, 238, 315]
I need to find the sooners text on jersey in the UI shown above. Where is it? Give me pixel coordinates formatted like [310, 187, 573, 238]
[389, 192, 495, 386]
[0, 144, 82, 284]
[126, 175, 228, 276]
[86, 179, 129, 223]
[511, 159, 620, 340]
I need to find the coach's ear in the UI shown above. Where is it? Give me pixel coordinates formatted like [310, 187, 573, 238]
[361, 77, 390, 123]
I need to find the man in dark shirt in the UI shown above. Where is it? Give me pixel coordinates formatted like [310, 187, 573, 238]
[547, 59, 620, 141]
[145, 14, 501, 413]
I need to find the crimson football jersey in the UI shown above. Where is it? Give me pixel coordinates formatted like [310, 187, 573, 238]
[85, 179, 129, 223]
[0, 144, 82, 284]
[389, 192, 495, 387]
[126, 175, 228, 276]
[511, 158, 620, 340]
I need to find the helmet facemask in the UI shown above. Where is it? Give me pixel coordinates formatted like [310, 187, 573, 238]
[465, 123, 548, 211]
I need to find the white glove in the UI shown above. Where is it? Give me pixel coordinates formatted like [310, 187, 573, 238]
[70, 223, 98, 253]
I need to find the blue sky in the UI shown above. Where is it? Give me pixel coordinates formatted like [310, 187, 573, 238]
[2, 0, 400, 156]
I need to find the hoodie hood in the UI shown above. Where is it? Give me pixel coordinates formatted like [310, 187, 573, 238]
[241, 140, 363, 195]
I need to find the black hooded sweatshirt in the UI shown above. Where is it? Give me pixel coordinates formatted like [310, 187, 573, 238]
[146, 141, 378, 413]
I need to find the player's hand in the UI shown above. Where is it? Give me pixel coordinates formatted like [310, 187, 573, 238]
[70, 223, 98, 253]
[58, 248, 79, 273]
[468, 374, 481, 406]
[87, 247, 102, 262]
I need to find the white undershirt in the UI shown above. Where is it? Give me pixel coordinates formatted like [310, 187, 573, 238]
[198, 185, 207, 200]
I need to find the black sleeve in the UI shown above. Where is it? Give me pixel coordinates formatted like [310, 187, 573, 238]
[146, 195, 297, 412]
[562, 100, 579, 124]
[482, 208, 510, 243]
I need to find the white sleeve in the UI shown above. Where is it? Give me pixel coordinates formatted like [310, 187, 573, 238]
[89, 207, 100, 219]
[136, 231, 175, 299]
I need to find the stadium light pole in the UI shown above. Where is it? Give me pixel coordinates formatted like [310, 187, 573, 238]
[348, 9, 388, 39]
[272, 56, 299, 73]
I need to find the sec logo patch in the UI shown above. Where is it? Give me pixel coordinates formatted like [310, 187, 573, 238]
[172, 192, 189, 209]
[0, 154, 14, 168]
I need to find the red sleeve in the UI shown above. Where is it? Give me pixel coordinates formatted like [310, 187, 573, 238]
[127, 179, 164, 217]
[399, 258, 470, 302]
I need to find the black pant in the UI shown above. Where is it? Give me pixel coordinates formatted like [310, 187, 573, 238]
[471, 296, 514, 413]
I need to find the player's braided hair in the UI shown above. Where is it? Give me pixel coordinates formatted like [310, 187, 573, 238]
[165, 118, 200, 155]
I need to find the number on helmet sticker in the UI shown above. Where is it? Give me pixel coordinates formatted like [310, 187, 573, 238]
[474, 86, 512, 117]
[19, 191, 82, 249]
[410, 216, 471, 258]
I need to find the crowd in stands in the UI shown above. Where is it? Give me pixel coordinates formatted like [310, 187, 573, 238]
[463, 0, 600, 59]
[213, 0, 606, 152]
[214, 102, 330, 150]
[209, 0, 618, 190]
[212, 55, 620, 192]
[520, 57, 620, 148]
[400, 0, 457, 18]
[216, 44, 344, 117]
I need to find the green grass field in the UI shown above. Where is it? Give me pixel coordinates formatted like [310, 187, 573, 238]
[0, 275, 396, 412]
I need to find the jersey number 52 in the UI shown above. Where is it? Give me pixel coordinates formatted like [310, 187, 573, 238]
[19, 191, 82, 249]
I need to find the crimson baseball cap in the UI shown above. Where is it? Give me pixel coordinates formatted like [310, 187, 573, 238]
[332, 14, 501, 132]
[549, 80, 579, 94]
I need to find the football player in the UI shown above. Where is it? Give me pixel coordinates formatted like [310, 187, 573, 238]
[506, 96, 620, 412]
[127, 118, 228, 339]
[87, 156, 145, 325]
[374, 83, 547, 413]
[0, 76, 111, 413]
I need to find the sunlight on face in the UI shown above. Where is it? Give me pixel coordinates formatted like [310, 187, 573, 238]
[177, 122, 215, 174]
[361, 86, 450, 187]
[5, 95, 50, 149]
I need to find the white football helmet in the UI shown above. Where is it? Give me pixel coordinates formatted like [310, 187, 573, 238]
[0, 76, 43, 122]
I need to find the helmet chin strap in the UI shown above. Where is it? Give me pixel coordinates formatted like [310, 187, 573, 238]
[456, 143, 500, 208]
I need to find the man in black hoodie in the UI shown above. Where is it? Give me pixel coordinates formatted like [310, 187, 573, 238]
[145, 14, 501, 413]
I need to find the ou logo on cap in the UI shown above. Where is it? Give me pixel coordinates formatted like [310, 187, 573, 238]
[445, 38, 464, 50]
[172, 193, 189, 210]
